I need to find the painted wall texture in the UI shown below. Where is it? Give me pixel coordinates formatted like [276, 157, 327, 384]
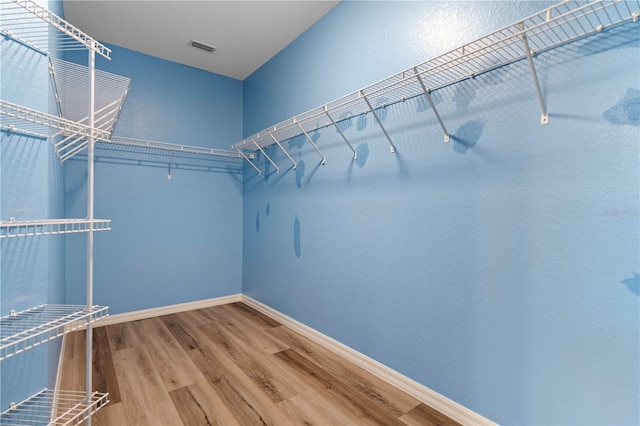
[0, 0, 66, 410]
[242, 1, 640, 424]
[64, 44, 244, 314]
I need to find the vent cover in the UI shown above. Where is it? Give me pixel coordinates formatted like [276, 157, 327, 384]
[191, 40, 217, 53]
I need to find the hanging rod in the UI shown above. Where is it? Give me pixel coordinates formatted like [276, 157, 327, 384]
[232, 0, 639, 158]
[0, 0, 111, 58]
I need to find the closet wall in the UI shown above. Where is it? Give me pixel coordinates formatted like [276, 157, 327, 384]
[63, 44, 244, 315]
[0, 0, 66, 409]
[242, 1, 640, 425]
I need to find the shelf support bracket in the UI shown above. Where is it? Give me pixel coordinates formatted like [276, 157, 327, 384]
[253, 137, 279, 173]
[236, 148, 262, 175]
[268, 130, 297, 170]
[519, 22, 549, 125]
[296, 122, 326, 165]
[324, 106, 356, 160]
[414, 68, 450, 143]
[361, 90, 396, 153]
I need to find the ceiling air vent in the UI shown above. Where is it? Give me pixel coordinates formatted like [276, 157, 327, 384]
[190, 40, 217, 53]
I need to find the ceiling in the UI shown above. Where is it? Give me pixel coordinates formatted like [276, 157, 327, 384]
[63, 1, 340, 81]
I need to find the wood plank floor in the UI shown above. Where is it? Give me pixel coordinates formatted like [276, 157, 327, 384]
[59, 302, 460, 426]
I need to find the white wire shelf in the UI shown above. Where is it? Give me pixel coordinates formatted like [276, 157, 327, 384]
[0, 0, 111, 59]
[0, 100, 113, 162]
[232, 0, 640, 169]
[0, 389, 109, 425]
[48, 58, 131, 162]
[104, 136, 251, 160]
[0, 219, 111, 239]
[0, 304, 108, 361]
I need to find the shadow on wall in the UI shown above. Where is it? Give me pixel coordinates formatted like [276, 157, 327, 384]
[293, 216, 301, 258]
[355, 143, 369, 168]
[295, 160, 306, 189]
[603, 88, 640, 126]
[621, 273, 639, 296]
[451, 119, 485, 154]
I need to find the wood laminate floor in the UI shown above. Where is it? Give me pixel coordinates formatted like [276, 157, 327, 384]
[60, 302, 460, 426]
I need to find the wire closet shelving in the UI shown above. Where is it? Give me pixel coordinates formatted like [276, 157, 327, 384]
[232, 0, 640, 175]
[0, 1, 112, 424]
[0, 305, 109, 361]
[0, 218, 111, 238]
[0, 389, 109, 426]
[1, 1, 249, 164]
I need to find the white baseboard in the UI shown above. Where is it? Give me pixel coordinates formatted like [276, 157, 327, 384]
[95, 294, 242, 327]
[241, 295, 496, 426]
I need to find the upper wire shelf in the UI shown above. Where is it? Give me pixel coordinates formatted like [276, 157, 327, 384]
[0, 0, 111, 59]
[48, 58, 131, 162]
[232, 0, 640, 168]
[0, 100, 113, 163]
[0, 389, 109, 425]
[0, 218, 111, 238]
[105, 136, 250, 160]
[0, 304, 108, 361]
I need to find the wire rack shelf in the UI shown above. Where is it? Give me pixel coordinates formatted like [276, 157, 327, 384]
[49, 58, 131, 158]
[106, 136, 250, 160]
[0, 99, 114, 162]
[0, 389, 109, 425]
[231, 0, 640, 170]
[0, 219, 111, 239]
[0, 0, 110, 59]
[0, 304, 108, 361]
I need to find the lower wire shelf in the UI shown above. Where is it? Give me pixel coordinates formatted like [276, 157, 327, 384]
[0, 219, 111, 239]
[0, 305, 109, 361]
[0, 389, 109, 426]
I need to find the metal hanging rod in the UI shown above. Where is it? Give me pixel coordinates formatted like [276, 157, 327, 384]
[0, 0, 111, 58]
[232, 0, 639, 160]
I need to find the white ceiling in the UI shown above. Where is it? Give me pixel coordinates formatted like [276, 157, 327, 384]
[63, 1, 340, 80]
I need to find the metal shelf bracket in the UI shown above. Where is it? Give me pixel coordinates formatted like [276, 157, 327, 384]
[414, 68, 450, 143]
[519, 22, 549, 125]
[236, 148, 262, 175]
[253, 137, 279, 173]
[361, 90, 397, 153]
[268, 130, 297, 170]
[296, 121, 326, 165]
[324, 106, 356, 160]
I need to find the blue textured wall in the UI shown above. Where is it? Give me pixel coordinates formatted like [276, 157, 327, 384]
[64, 44, 244, 314]
[0, 0, 66, 410]
[242, 1, 640, 424]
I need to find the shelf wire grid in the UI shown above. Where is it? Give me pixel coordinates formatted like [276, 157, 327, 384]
[0, 304, 108, 361]
[105, 136, 249, 160]
[232, 0, 640, 154]
[0, 218, 111, 239]
[0, 100, 112, 156]
[0, 389, 109, 425]
[0, 0, 110, 59]
[48, 58, 131, 162]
